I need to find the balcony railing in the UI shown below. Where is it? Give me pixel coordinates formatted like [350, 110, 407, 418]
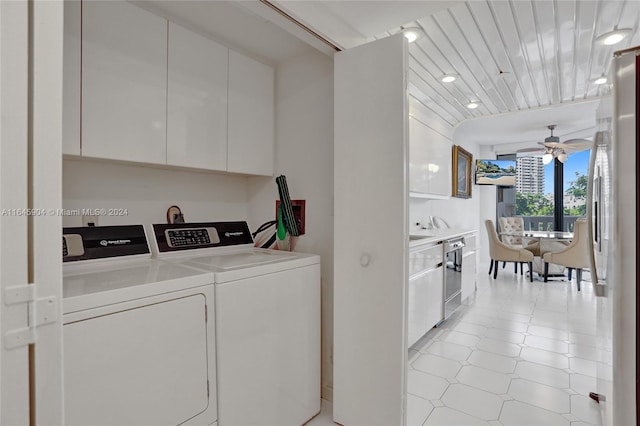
[520, 216, 582, 232]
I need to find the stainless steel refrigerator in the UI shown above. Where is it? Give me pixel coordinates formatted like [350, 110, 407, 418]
[588, 46, 639, 425]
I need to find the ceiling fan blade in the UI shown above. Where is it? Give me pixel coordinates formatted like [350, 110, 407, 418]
[562, 138, 592, 147]
[542, 141, 564, 149]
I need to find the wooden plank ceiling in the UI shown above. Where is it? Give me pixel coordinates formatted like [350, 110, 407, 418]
[274, 0, 640, 128]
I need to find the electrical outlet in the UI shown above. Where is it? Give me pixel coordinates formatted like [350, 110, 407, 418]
[275, 200, 306, 235]
[82, 215, 99, 227]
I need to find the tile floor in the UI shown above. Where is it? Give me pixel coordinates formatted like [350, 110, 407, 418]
[308, 265, 612, 426]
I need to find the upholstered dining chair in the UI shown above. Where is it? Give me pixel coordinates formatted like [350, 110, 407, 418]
[485, 220, 534, 282]
[543, 218, 590, 291]
[497, 216, 540, 274]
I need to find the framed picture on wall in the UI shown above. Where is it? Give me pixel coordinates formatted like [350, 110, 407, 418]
[452, 145, 472, 198]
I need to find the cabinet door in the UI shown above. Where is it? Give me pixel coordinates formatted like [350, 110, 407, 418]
[227, 51, 274, 176]
[167, 23, 228, 171]
[409, 116, 451, 196]
[408, 266, 444, 348]
[461, 251, 477, 302]
[334, 35, 408, 426]
[409, 243, 443, 276]
[82, 1, 167, 165]
[62, 0, 80, 155]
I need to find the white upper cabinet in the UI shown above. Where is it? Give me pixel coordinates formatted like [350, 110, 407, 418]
[409, 109, 452, 198]
[227, 51, 274, 176]
[74, 1, 275, 175]
[167, 22, 228, 171]
[62, 0, 81, 155]
[82, 1, 167, 165]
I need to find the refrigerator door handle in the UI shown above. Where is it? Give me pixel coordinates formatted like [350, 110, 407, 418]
[586, 134, 600, 289]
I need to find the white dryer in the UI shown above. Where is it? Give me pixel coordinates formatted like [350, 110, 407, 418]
[63, 225, 218, 426]
[151, 221, 321, 426]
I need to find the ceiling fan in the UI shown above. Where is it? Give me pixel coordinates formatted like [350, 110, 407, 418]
[517, 125, 591, 164]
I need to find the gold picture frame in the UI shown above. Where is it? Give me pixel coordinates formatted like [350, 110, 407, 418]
[452, 145, 472, 198]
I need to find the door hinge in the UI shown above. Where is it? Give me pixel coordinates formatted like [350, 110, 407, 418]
[4, 284, 58, 349]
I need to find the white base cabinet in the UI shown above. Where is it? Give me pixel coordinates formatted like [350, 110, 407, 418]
[408, 243, 444, 348]
[408, 266, 444, 348]
[461, 232, 477, 302]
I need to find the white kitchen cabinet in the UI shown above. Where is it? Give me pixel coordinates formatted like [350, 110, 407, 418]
[409, 110, 452, 198]
[227, 50, 274, 176]
[167, 22, 228, 171]
[408, 243, 444, 348]
[461, 232, 477, 302]
[62, 0, 81, 155]
[82, 1, 167, 165]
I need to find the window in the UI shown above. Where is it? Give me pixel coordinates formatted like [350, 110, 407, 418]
[510, 151, 590, 231]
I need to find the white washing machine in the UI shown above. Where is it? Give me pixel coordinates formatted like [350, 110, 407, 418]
[63, 225, 218, 426]
[151, 221, 321, 426]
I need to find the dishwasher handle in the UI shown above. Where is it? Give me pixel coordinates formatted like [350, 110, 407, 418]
[444, 238, 465, 252]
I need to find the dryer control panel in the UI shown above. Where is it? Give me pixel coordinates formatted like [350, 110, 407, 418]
[153, 221, 254, 253]
[62, 225, 150, 262]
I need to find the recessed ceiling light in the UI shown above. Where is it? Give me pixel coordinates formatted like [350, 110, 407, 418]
[401, 27, 422, 43]
[596, 28, 631, 46]
[593, 76, 608, 85]
[466, 100, 480, 109]
[441, 74, 457, 83]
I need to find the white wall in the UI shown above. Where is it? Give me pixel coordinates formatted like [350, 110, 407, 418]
[246, 51, 335, 401]
[62, 159, 250, 227]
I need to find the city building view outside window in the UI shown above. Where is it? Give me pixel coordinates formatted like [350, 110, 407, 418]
[515, 150, 590, 232]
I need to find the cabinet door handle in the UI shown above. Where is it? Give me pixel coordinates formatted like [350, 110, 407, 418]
[360, 254, 371, 267]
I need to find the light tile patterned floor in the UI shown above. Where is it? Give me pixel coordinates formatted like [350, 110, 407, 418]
[408, 268, 612, 426]
[307, 267, 612, 426]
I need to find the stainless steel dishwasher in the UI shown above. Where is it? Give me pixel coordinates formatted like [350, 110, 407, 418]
[443, 237, 465, 320]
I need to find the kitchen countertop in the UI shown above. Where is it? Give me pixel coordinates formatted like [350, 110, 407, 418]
[409, 228, 477, 248]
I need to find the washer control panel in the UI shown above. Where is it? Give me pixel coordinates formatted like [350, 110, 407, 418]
[165, 227, 220, 248]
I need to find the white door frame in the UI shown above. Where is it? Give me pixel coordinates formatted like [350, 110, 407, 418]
[1, 1, 64, 423]
[1, 1, 31, 423]
[30, 1, 65, 422]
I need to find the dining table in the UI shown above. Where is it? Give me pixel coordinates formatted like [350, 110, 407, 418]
[500, 230, 574, 278]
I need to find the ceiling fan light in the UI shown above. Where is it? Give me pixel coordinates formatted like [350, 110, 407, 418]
[542, 153, 553, 165]
[441, 74, 457, 83]
[557, 153, 568, 163]
[597, 28, 631, 46]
